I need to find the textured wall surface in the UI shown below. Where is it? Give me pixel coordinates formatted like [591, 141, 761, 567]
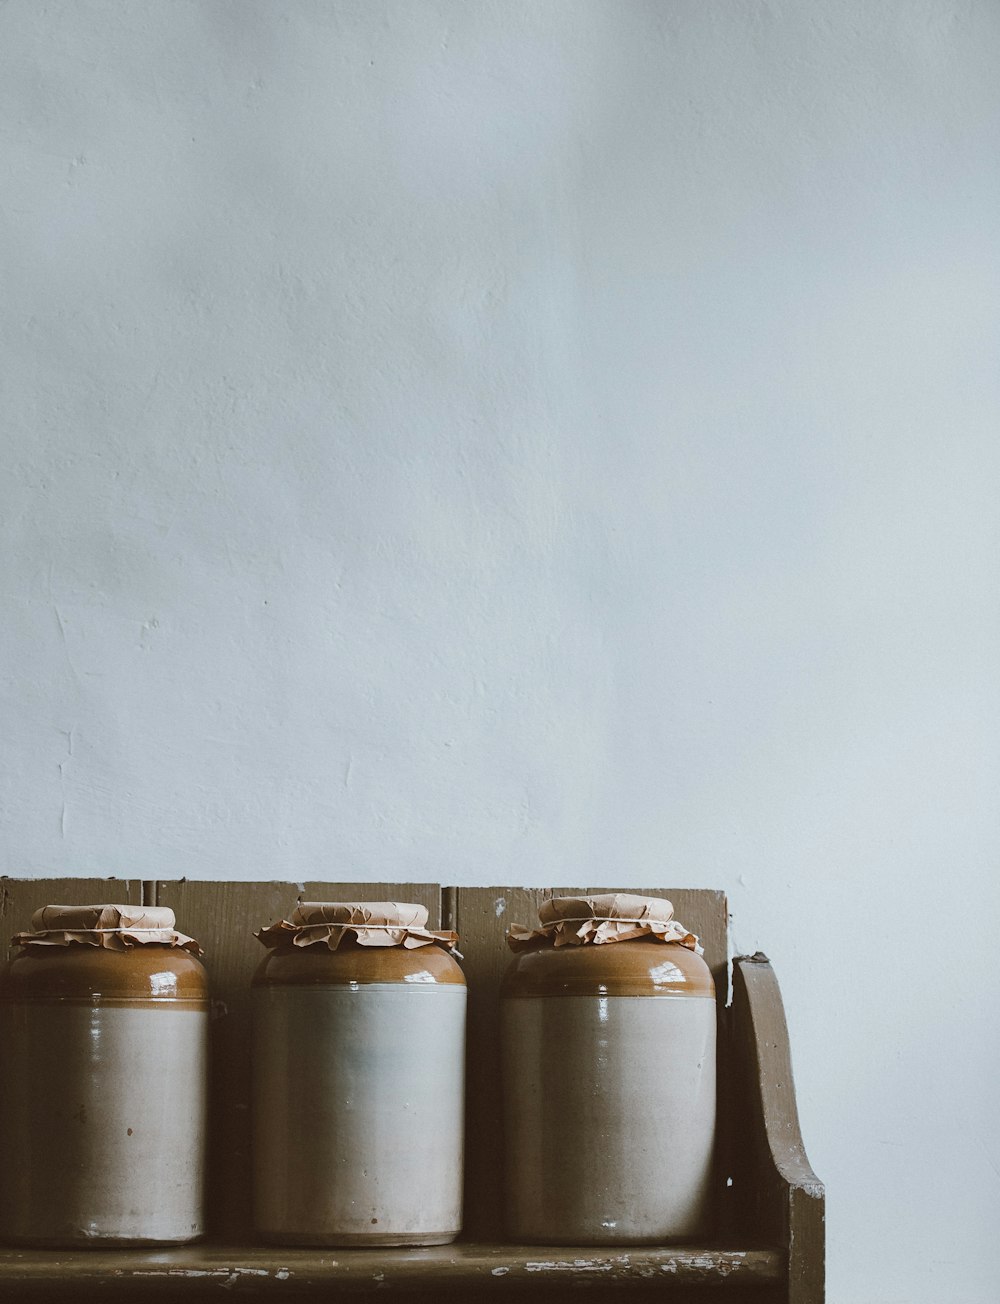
[1, 2, 998, 1299]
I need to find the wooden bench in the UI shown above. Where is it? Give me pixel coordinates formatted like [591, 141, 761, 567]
[0, 878, 824, 1301]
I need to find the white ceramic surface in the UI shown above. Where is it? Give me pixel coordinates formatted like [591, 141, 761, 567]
[0, 1003, 208, 1244]
[502, 994, 716, 1243]
[253, 983, 466, 1245]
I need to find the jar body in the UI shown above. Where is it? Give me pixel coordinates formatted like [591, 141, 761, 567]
[252, 944, 466, 1246]
[501, 939, 716, 1243]
[0, 945, 208, 1246]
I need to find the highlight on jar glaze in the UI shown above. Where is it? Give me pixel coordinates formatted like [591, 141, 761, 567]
[501, 893, 717, 1244]
[0, 903, 209, 1247]
[251, 900, 466, 1247]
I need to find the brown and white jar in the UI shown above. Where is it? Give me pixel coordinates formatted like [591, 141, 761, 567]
[252, 901, 466, 1246]
[501, 893, 716, 1243]
[0, 904, 208, 1246]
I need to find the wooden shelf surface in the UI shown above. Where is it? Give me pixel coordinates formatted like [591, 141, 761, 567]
[0, 1241, 784, 1296]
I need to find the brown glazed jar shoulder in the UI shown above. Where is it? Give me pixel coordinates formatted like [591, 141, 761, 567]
[501, 937, 714, 999]
[0, 944, 208, 1005]
[253, 938, 466, 988]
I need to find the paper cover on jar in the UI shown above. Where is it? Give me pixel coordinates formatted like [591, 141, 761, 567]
[255, 901, 459, 951]
[506, 892, 701, 952]
[12, 904, 202, 954]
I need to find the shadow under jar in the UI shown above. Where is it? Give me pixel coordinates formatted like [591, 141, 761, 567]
[0, 903, 208, 1247]
[501, 894, 716, 1244]
[252, 901, 466, 1246]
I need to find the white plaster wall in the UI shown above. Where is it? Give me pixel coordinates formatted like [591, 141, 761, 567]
[2, 1, 998, 1298]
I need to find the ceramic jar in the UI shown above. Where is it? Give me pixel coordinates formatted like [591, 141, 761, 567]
[501, 894, 716, 1244]
[252, 901, 466, 1246]
[0, 904, 208, 1246]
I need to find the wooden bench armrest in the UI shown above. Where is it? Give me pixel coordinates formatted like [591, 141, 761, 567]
[729, 953, 825, 1303]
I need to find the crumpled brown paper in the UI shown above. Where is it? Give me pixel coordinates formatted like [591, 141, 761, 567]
[507, 892, 702, 953]
[13, 904, 202, 954]
[255, 901, 460, 952]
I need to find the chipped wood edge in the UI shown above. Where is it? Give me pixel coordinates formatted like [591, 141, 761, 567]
[0, 1242, 786, 1294]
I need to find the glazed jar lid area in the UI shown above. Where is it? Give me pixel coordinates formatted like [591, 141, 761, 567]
[0, 884, 808, 1300]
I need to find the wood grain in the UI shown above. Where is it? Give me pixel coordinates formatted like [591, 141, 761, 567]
[451, 886, 728, 1241]
[155, 880, 440, 1240]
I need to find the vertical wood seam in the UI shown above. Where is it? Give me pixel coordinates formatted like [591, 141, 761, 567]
[442, 885, 458, 932]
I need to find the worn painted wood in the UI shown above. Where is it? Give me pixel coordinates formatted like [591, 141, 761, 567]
[450, 886, 728, 1242]
[731, 954, 825, 1304]
[0, 883, 823, 1300]
[0, 1241, 785, 1298]
[0, 876, 140, 955]
[155, 880, 441, 1240]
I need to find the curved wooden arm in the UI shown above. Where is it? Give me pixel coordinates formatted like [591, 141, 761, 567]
[730, 953, 825, 1303]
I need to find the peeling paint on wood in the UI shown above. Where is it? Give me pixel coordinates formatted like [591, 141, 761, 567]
[0, 1242, 785, 1293]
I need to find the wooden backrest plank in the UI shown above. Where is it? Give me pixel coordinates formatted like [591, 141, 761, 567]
[451, 886, 727, 1240]
[156, 879, 441, 1240]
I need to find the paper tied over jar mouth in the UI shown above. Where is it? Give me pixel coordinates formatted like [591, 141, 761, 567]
[506, 892, 702, 953]
[255, 901, 461, 953]
[12, 904, 203, 955]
